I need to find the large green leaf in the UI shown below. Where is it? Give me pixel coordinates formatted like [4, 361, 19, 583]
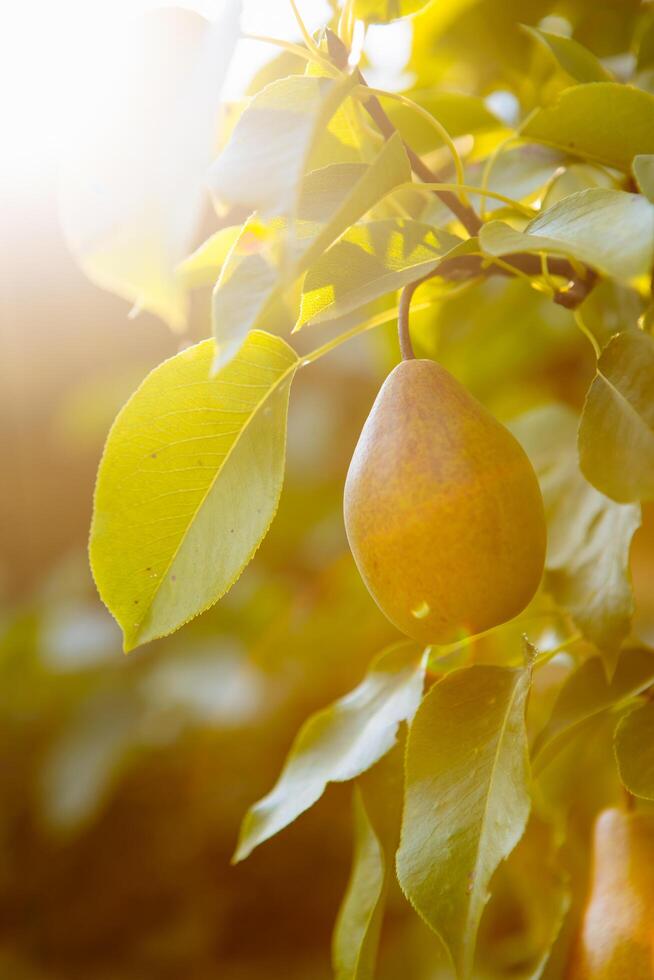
[90, 331, 299, 651]
[299, 219, 463, 327]
[614, 701, 654, 800]
[532, 649, 654, 773]
[397, 663, 532, 980]
[332, 741, 404, 980]
[511, 405, 641, 674]
[212, 134, 412, 369]
[386, 91, 501, 154]
[58, 3, 240, 330]
[234, 642, 427, 862]
[522, 27, 613, 83]
[209, 73, 356, 217]
[480, 189, 654, 282]
[520, 83, 654, 173]
[353, 0, 435, 23]
[578, 331, 654, 503]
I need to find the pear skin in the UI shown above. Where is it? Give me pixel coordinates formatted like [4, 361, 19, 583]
[343, 359, 546, 644]
[567, 807, 654, 979]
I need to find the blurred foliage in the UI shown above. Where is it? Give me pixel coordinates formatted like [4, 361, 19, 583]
[3, 0, 654, 977]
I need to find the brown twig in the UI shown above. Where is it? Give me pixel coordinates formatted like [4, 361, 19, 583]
[324, 28, 597, 312]
[325, 29, 482, 236]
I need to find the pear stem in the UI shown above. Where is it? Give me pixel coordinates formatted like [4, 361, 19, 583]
[398, 283, 417, 360]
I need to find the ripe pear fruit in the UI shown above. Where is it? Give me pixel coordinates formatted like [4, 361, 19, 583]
[343, 359, 546, 644]
[567, 807, 654, 979]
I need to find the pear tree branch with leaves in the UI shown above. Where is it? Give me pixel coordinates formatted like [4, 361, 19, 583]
[76, 0, 654, 977]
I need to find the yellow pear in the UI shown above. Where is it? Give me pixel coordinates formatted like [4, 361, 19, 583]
[567, 807, 654, 979]
[343, 359, 546, 644]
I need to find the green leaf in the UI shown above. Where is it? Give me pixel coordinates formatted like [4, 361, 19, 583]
[212, 135, 412, 368]
[386, 91, 501, 154]
[480, 189, 654, 282]
[637, 15, 654, 72]
[576, 281, 645, 352]
[522, 27, 613, 83]
[353, 0, 435, 24]
[532, 649, 654, 773]
[520, 83, 654, 173]
[234, 642, 427, 862]
[634, 154, 654, 203]
[614, 701, 654, 800]
[90, 331, 299, 651]
[511, 405, 641, 674]
[578, 331, 654, 503]
[332, 741, 404, 980]
[396, 663, 532, 980]
[299, 219, 463, 327]
[58, 4, 240, 331]
[209, 73, 357, 217]
[177, 225, 242, 289]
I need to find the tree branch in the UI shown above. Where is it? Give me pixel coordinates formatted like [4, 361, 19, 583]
[325, 29, 482, 236]
[324, 29, 597, 312]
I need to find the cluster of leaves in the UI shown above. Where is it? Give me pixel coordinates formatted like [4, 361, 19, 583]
[65, 0, 654, 977]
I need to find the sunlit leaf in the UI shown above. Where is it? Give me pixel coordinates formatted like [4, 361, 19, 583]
[59, 4, 240, 330]
[522, 27, 613, 83]
[299, 219, 463, 327]
[614, 701, 654, 800]
[397, 663, 532, 980]
[386, 90, 501, 154]
[511, 405, 641, 674]
[212, 134, 412, 368]
[541, 161, 613, 209]
[90, 331, 299, 651]
[332, 740, 404, 980]
[480, 189, 654, 282]
[234, 641, 426, 862]
[532, 648, 654, 773]
[177, 225, 242, 289]
[353, 0, 435, 24]
[578, 331, 654, 503]
[209, 73, 357, 217]
[520, 83, 654, 173]
[634, 154, 654, 203]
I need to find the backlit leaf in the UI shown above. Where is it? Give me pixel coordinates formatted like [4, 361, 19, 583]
[614, 701, 654, 800]
[511, 405, 641, 674]
[209, 73, 357, 217]
[480, 189, 654, 282]
[520, 83, 654, 173]
[212, 134, 412, 368]
[522, 27, 613, 83]
[578, 330, 654, 503]
[397, 663, 532, 980]
[532, 648, 654, 773]
[59, 4, 240, 330]
[353, 0, 435, 24]
[299, 219, 463, 327]
[234, 641, 426, 862]
[177, 225, 242, 289]
[90, 331, 299, 651]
